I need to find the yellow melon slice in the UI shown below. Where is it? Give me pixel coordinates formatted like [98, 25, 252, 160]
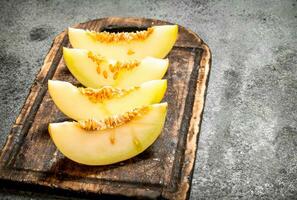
[48, 80, 167, 121]
[63, 48, 169, 88]
[48, 103, 167, 165]
[68, 25, 178, 61]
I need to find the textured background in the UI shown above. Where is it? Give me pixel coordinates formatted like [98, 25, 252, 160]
[0, 0, 296, 199]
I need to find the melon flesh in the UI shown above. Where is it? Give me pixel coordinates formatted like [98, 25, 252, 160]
[68, 25, 178, 61]
[63, 48, 169, 88]
[48, 103, 167, 165]
[48, 80, 167, 121]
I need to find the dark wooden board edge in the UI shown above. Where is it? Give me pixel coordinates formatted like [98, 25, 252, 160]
[172, 42, 211, 200]
[0, 17, 212, 200]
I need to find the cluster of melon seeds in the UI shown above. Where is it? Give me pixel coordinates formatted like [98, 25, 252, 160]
[87, 51, 105, 74]
[109, 60, 140, 80]
[77, 106, 150, 131]
[87, 51, 140, 80]
[86, 28, 154, 43]
[79, 86, 140, 103]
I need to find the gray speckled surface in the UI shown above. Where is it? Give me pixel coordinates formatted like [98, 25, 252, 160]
[0, 0, 296, 199]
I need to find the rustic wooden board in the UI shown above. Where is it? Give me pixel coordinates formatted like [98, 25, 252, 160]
[0, 17, 211, 200]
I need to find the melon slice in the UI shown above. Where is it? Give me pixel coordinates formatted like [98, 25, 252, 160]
[48, 103, 167, 165]
[68, 25, 178, 61]
[63, 48, 168, 88]
[48, 80, 167, 121]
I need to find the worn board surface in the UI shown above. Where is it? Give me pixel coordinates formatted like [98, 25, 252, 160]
[0, 17, 211, 200]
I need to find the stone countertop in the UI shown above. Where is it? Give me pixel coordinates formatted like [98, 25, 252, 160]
[0, 0, 296, 199]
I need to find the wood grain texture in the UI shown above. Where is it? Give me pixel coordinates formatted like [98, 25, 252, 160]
[0, 17, 211, 200]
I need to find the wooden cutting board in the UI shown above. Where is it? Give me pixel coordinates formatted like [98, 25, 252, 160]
[0, 17, 211, 200]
